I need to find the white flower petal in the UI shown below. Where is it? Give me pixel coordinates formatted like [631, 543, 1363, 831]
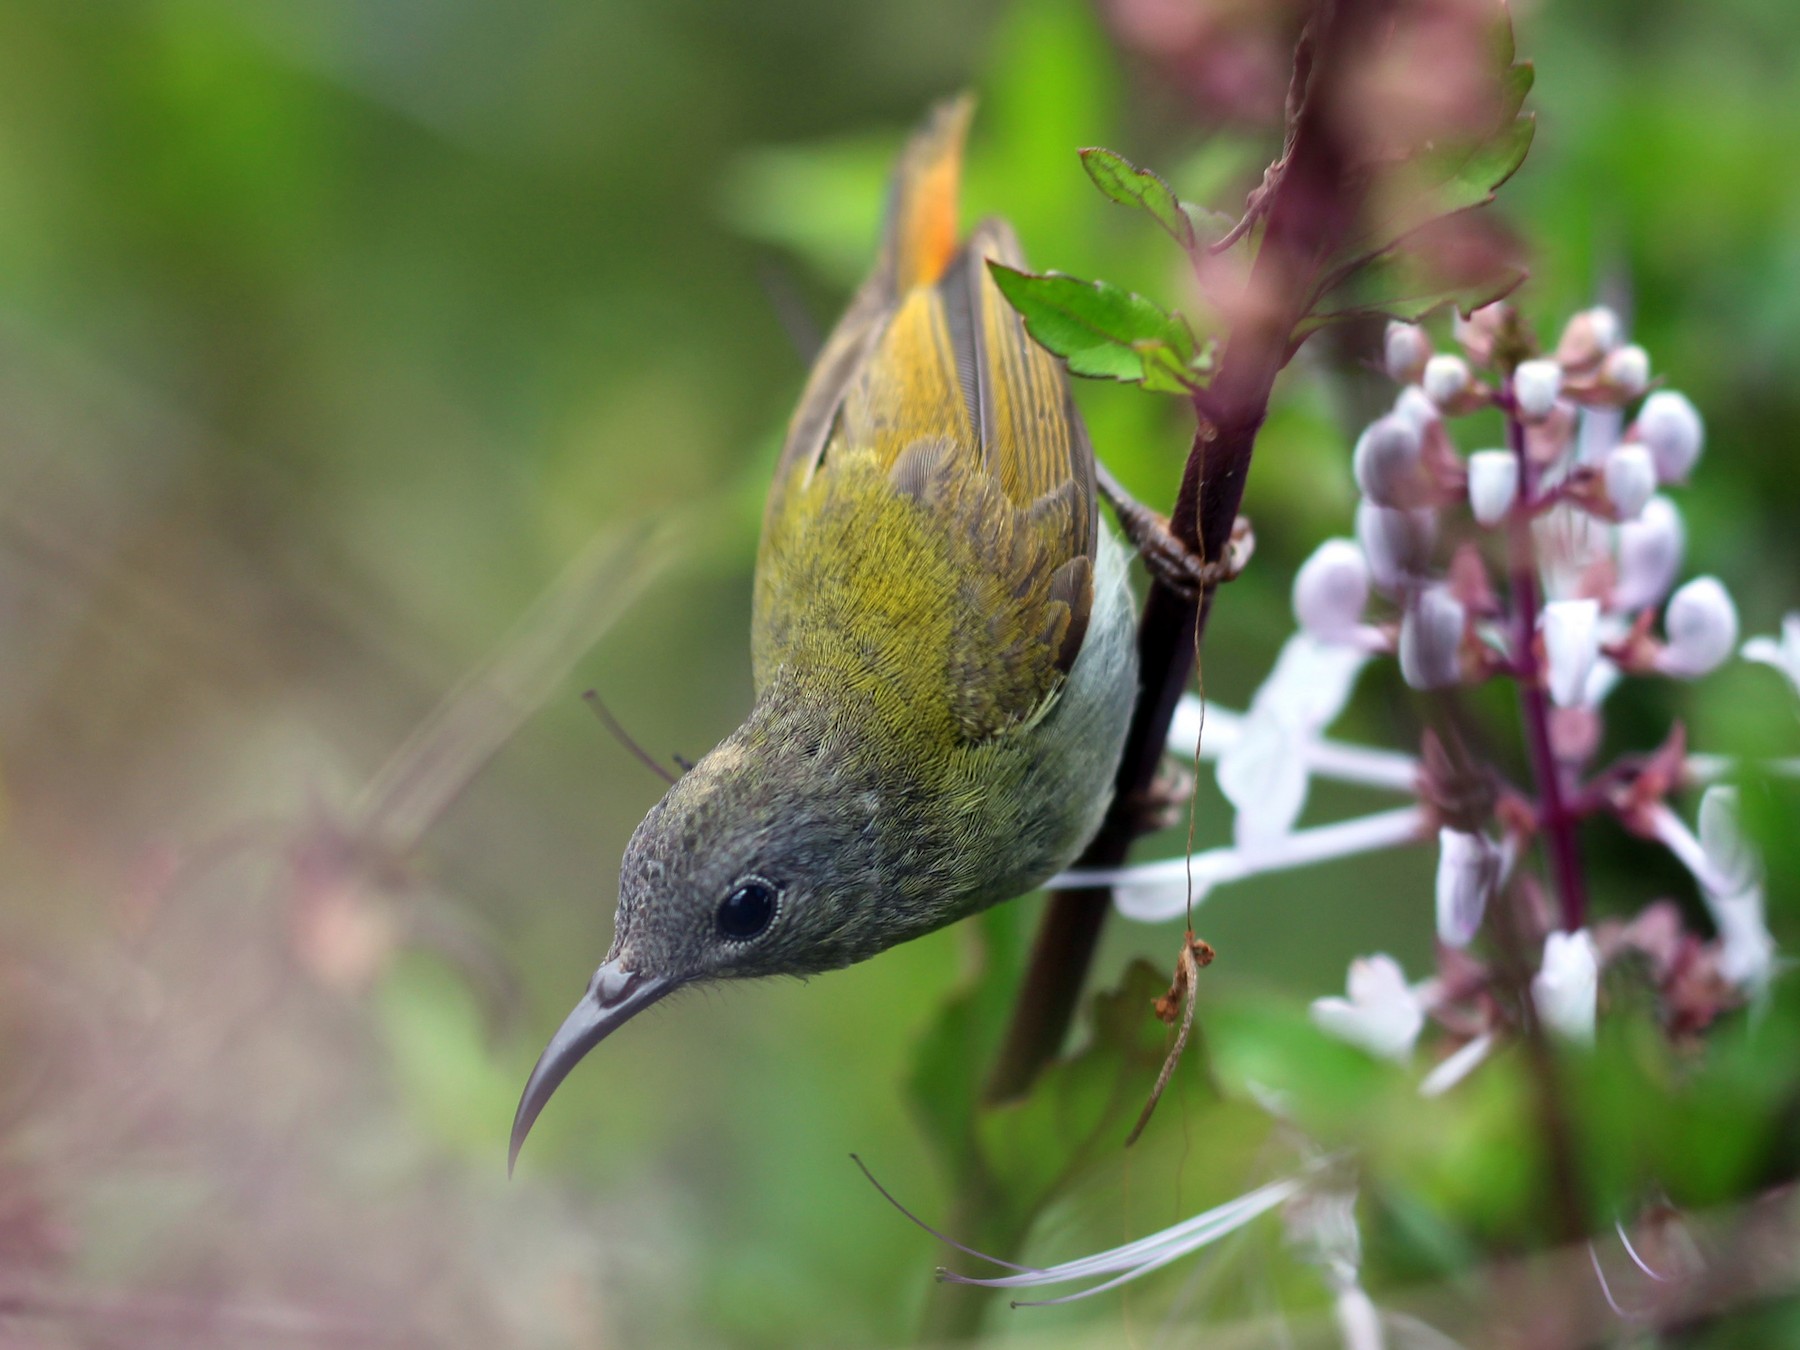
[1253, 633, 1371, 731]
[1657, 577, 1739, 678]
[1419, 1032, 1495, 1097]
[1312, 955, 1425, 1061]
[1435, 828, 1499, 948]
[1541, 598, 1601, 707]
[1699, 785, 1760, 895]
[1219, 714, 1310, 848]
[1532, 930, 1599, 1045]
[941, 1175, 1307, 1302]
[1740, 613, 1800, 698]
[1577, 405, 1624, 466]
[1712, 888, 1776, 993]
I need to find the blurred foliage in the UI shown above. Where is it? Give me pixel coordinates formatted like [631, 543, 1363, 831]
[0, 0, 1798, 1345]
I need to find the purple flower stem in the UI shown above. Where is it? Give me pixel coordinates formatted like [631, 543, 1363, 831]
[1504, 391, 1590, 932]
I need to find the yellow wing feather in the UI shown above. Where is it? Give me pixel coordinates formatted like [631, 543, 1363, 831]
[754, 98, 1102, 744]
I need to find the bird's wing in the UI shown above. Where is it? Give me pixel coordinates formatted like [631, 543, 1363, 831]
[755, 99, 1102, 743]
[767, 95, 975, 511]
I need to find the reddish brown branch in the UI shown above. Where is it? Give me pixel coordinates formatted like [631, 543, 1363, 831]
[985, 0, 1391, 1104]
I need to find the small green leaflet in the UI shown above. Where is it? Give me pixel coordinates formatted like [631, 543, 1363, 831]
[1079, 147, 1196, 250]
[988, 263, 1214, 393]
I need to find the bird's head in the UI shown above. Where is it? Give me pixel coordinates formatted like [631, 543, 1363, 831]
[508, 711, 904, 1170]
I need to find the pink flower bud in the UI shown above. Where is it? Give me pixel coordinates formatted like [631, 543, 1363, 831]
[1613, 496, 1685, 612]
[1435, 828, 1499, 948]
[1656, 576, 1739, 678]
[1555, 306, 1621, 369]
[1422, 354, 1472, 408]
[1353, 414, 1426, 507]
[1384, 321, 1431, 384]
[1541, 598, 1601, 707]
[1465, 449, 1519, 526]
[1356, 500, 1438, 595]
[1603, 344, 1650, 398]
[1293, 538, 1371, 642]
[1512, 359, 1562, 421]
[1634, 390, 1704, 482]
[1399, 585, 1466, 690]
[1603, 443, 1656, 520]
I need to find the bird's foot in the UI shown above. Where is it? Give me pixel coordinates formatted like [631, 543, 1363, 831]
[1123, 762, 1195, 836]
[1097, 463, 1254, 600]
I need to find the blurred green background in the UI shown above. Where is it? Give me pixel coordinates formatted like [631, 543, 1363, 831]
[1, 0, 1797, 1345]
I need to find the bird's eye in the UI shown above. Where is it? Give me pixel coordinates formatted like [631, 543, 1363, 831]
[717, 878, 779, 941]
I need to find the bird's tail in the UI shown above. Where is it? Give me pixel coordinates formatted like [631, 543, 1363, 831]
[877, 93, 975, 295]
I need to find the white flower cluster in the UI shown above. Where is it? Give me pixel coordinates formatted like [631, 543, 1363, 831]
[1057, 303, 1796, 1090]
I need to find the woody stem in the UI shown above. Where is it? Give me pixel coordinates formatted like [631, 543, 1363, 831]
[983, 0, 1386, 1105]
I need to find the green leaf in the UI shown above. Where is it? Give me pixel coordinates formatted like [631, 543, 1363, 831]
[1431, 113, 1536, 218]
[988, 263, 1210, 392]
[1298, 218, 1527, 338]
[907, 905, 1026, 1180]
[1497, 60, 1536, 126]
[973, 961, 1178, 1215]
[1137, 336, 1216, 394]
[1079, 146, 1196, 249]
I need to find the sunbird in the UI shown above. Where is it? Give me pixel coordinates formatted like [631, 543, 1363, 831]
[511, 97, 1144, 1169]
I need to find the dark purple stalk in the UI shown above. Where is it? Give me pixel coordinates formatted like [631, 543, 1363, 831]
[983, 0, 1388, 1105]
[1504, 391, 1589, 932]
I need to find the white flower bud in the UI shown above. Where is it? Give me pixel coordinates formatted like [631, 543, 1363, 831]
[1435, 828, 1499, 948]
[1293, 538, 1371, 642]
[1541, 598, 1601, 707]
[1399, 585, 1466, 690]
[1532, 930, 1599, 1045]
[1466, 449, 1519, 526]
[1422, 354, 1472, 408]
[1512, 359, 1563, 421]
[1384, 322, 1431, 384]
[1634, 390, 1704, 483]
[1586, 307, 1621, 353]
[1603, 443, 1656, 520]
[1391, 385, 1440, 433]
[1657, 576, 1739, 678]
[1613, 496, 1685, 612]
[1352, 414, 1426, 507]
[1355, 500, 1437, 595]
[1603, 344, 1650, 398]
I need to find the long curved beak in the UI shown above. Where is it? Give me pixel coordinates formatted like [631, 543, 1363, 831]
[508, 961, 676, 1175]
